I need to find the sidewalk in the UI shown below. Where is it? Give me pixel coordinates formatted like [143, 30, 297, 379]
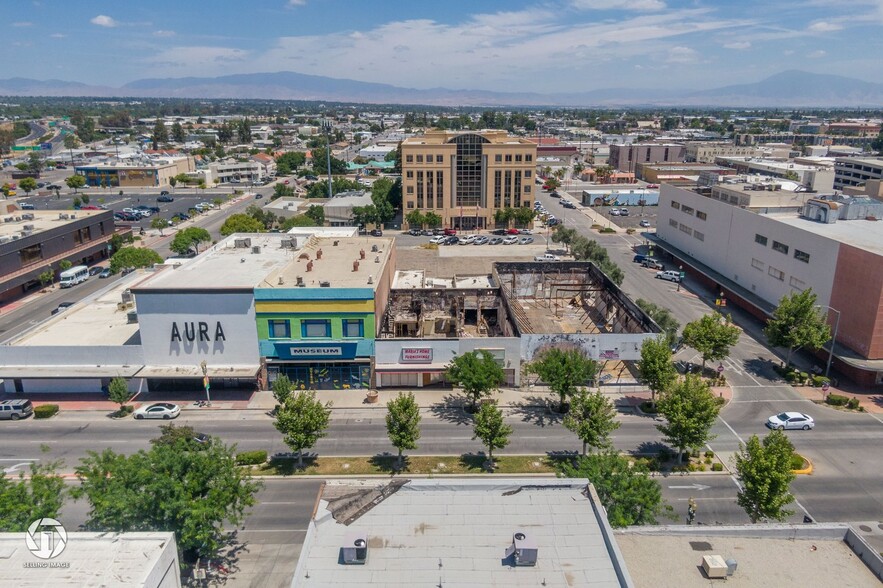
[791, 385, 883, 414]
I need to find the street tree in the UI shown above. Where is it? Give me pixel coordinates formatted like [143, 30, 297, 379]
[59, 260, 72, 272]
[64, 134, 80, 165]
[529, 347, 599, 412]
[109, 247, 162, 273]
[405, 209, 425, 229]
[763, 289, 830, 368]
[551, 226, 579, 252]
[0, 462, 66, 532]
[563, 389, 620, 455]
[736, 430, 797, 523]
[38, 270, 54, 288]
[170, 122, 185, 143]
[681, 313, 741, 371]
[638, 336, 678, 405]
[272, 375, 293, 407]
[424, 211, 442, 228]
[656, 375, 720, 463]
[27, 152, 45, 174]
[273, 390, 332, 467]
[305, 205, 325, 226]
[385, 392, 421, 468]
[636, 299, 680, 349]
[472, 402, 512, 470]
[107, 377, 133, 412]
[445, 350, 505, 412]
[274, 183, 295, 199]
[65, 174, 86, 193]
[220, 213, 264, 236]
[19, 177, 37, 195]
[150, 216, 169, 236]
[558, 452, 672, 527]
[151, 119, 168, 150]
[73, 438, 260, 561]
[170, 227, 211, 255]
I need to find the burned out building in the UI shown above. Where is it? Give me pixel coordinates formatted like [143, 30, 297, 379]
[373, 262, 660, 389]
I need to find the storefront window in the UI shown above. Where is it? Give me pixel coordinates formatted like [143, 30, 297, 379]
[343, 319, 364, 338]
[269, 319, 290, 339]
[302, 320, 331, 338]
[275, 363, 371, 390]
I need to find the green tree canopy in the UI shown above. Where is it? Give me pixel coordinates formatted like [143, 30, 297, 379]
[638, 336, 678, 404]
[65, 174, 86, 193]
[306, 177, 361, 199]
[736, 430, 797, 523]
[656, 374, 720, 463]
[305, 204, 325, 225]
[107, 377, 132, 408]
[151, 119, 168, 150]
[170, 227, 212, 255]
[73, 438, 260, 560]
[19, 177, 37, 195]
[636, 299, 680, 349]
[310, 146, 347, 175]
[472, 402, 512, 468]
[558, 452, 672, 527]
[763, 289, 831, 367]
[150, 216, 169, 236]
[681, 313, 741, 370]
[273, 390, 332, 466]
[563, 389, 620, 455]
[386, 392, 422, 468]
[109, 247, 162, 273]
[405, 210, 425, 229]
[220, 213, 265, 236]
[529, 348, 599, 412]
[0, 462, 66, 532]
[170, 121, 185, 143]
[445, 350, 505, 412]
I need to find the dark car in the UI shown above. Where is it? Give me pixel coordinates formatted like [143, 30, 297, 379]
[55, 164, 66, 169]
[174, 213, 190, 221]
[99, 268, 113, 279]
[51, 302, 75, 315]
[491, 228, 507, 235]
[157, 195, 174, 203]
[550, 191, 561, 198]
[444, 236, 460, 245]
[408, 228, 421, 236]
[632, 254, 647, 264]
[255, 193, 263, 199]
[370, 229, 383, 237]
[88, 266, 104, 276]
[159, 190, 170, 196]
[305, 174, 318, 181]
[19, 202, 36, 210]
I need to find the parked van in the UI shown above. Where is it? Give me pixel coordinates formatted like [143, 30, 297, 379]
[59, 265, 89, 288]
[0, 399, 33, 420]
[655, 270, 681, 283]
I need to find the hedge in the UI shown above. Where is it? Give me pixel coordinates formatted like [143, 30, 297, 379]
[825, 393, 849, 407]
[34, 404, 59, 419]
[236, 450, 268, 466]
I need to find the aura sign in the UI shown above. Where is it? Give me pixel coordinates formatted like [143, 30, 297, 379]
[170, 321, 227, 343]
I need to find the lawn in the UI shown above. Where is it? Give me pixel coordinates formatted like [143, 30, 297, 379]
[250, 454, 566, 476]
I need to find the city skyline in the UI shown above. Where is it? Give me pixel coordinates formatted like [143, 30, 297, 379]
[5, 0, 883, 93]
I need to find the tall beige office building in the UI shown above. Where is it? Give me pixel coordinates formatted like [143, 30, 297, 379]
[401, 130, 538, 230]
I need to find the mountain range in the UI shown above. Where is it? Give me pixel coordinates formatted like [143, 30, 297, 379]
[1, 70, 882, 108]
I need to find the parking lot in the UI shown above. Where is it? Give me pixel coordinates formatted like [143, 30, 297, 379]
[580, 203, 658, 229]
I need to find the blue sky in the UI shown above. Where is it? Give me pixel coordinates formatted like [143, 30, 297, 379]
[5, 0, 883, 92]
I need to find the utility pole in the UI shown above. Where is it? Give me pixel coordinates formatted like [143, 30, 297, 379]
[322, 118, 333, 199]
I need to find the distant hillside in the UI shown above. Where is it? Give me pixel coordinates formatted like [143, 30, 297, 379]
[1, 70, 882, 107]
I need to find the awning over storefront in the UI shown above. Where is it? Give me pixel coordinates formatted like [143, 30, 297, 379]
[136, 365, 261, 379]
[0, 365, 143, 378]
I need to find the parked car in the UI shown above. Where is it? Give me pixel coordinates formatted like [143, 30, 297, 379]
[610, 208, 621, 216]
[519, 236, 534, 245]
[370, 229, 383, 237]
[459, 235, 477, 245]
[519, 229, 533, 235]
[562, 201, 575, 209]
[547, 218, 560, 226]
[99, 268, 113, 279]
[88, 266, 104, 276]
[19, 202, 35, 210]
[443, 236, 460, 245]
[255, 193, 263, 199]
[766, 412, 815, 430]
[80, 205, 101, 210]
[473, 236, 489, 245]
[642, 258, 664, 270]
[0, 399, 33, 421]
[639, 220, 651, 228]
[646, 184, 659, 189]
[133, 402, 181, 420]
[429, 235, 446, 244]
[506, 228, 520, 235]
[632, 254, 647, 264]
[432, 228, 444, 236]
[655, 270, 681, 283]
[534, 253, 560, 262]
[619, 208, 630, 216]
[503, 236, 518, 245]
[408, 228, 422, 236]
[121, 267, 136, 276]
[489, 237, 503, 245]
[159, 190, 170, 196]
[550, 191, 561, 198]
[443, 228, 457, 236]
[491, 228, 508, 235]
[157, 195, 174, 203]
[46, 184, 62, 191]
[420, 229, 433, 236]
[51, 302, 75, 315]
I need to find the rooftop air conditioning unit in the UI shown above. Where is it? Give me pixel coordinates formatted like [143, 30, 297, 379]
[69, 214, 76, 219]
[252, 246, 261, 254]
[0, 236, 11, 244]
[126, 311, 138, 324]
[21, 214, 34, 220]
[505, 531, 538, 566]
[319, 281, 331, 287]
[3, 217, 13, 223]
[20, 230, 32, 238]
[22, 224, 34, 231]
[234, 238, 252, 248]
[340, 532, 368, 565]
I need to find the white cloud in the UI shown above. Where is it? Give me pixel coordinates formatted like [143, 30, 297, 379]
[807, 49, 827, 58]
[666, 46, 699, 63]
[288, 0, 307, 5]
[12, 22, 33, 27]
[145, 46, 251, 73]
[90, 15, 118, 28]
[572, 0, 665, 11]
[807, 21, 842, 32]
[723, 41, 751, 50]
[153, 30, 176, 37]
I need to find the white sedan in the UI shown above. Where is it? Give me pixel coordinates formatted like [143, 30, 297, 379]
[766, 412, 814, 430]
[134, 403, 181, 420]
[503, 236, 518, 245]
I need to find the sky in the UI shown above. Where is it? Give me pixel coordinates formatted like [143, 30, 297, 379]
[5, 0, 883, 92]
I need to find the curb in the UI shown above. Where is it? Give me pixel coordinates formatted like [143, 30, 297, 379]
[792, 454, 813, 475]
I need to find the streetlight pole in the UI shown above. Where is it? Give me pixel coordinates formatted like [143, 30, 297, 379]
[816, 305, 841, 379]
[322, 118, 333, 199]
[200, 360, 211, 406]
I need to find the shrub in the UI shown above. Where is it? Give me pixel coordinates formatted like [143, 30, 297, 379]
[704, 457, 713, 464]
[590, 224, 602, 230]
[626, 228, 636, 235]
[657, 448, 673, 462]
[704, 450, 715, 458]
[825, 393, 848, 407]
[638, 400, 658, 414]
[236, 450, 268, 466]
[690, 448, 701, 458]
[811, 375, 829, 388]
[846, 397, 860, 410]
[34, 404, 59, 419]
[599, 227, 616, 234]
[790, 453, 806, 471]
[711, 462, 724, 472]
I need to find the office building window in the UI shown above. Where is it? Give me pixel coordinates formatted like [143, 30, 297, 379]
[504, 170, 512, 208]
[495, 154, 502, 162]
[407, 201, 414, 208]
[436, 155, 443, 163]
[671, 201, 681, 210]
[494, 170, 502, 208]
[406, 171, 414, 178]
[525, 170, 532, 178]
[515, 154, 522, 162]
[406, 185, 414, 194]
[751, 258, 765, 271]
[768, 267, 785, 281]
[526, 154, 533, 162]
[343, 319, 364, 338]
[789, 276, 805, 290]
[302, 320, 331, 338]
[416, 171, 424, 208]
[524, 185, 531, 193]
[679, 223, 693, 236]
[269, 320, 290, 339]
[425, 154, 432, 163]
[669, 218, 678, 228]
[772, 241, 789, 254]
[794, 249, 810, 263]
[406, 155, 413, 163]
[514, 171, 522, 207]
[505, 154, 512, 162]
[694, 230, 704, 241]
[19, 244, 43, 266]
[416, 155, 423, 163]
[436, 171, 444, 208]
[755, 234, 768, 246]
[696, 211, 707, 221]
[681, 205, 694, 216]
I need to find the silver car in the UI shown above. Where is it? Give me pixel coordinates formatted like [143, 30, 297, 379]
[134, 402, 181, 420]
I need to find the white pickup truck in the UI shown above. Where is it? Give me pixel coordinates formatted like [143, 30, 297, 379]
[534, 253, 561, 262]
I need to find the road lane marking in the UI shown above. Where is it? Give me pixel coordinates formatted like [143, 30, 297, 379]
[668, 484, 711, 491]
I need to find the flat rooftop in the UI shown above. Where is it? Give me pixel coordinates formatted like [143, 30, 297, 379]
[0, 209, 106, 239]
[616, 527, 882, 588]
[769, 214, 883, 255]
[0, 532, 176, 587]
[293, 478, 628, 588]
[12, 271, 149, 347]
[392, 270, 495, 289]
[264, 236, 394, 290]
